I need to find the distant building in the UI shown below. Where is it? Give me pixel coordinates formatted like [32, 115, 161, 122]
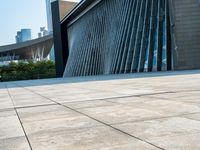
[0, 34, 53, 62]
[38, 27, 48, 38]
[46, 0, 53, 33]
[40, 27, 49, 36]
[15, 29, 31, 43]
[38, 33, 42, 38]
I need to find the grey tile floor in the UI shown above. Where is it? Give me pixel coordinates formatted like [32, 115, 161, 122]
[1, 70, 200, 150]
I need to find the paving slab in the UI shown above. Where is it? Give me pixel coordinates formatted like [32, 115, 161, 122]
[28, 126, 159, 150]
[17, 105, 101, 135]
[63, 100, 114, 109]
[0, 98, 14, 110]
[113, 117, 200, 139]
[108, 97, 200, 116]
[0, 70, 200, 149]
[148, 133, 200, 150]
[0, 136, 31, 150]
[0, 110, 24, 140]
[183, 113, 200, 121]
[78, 104, 164, 124]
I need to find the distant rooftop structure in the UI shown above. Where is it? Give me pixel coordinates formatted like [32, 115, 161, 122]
[38, 27, 49, 38]
[15, 29, 32, 43]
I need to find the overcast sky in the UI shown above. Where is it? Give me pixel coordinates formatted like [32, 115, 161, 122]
[0, 0, 80, 46]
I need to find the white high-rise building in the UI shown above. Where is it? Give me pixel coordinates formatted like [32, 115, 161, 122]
[46, 0, 53, 33]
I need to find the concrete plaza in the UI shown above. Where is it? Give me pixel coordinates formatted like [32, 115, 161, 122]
[1, 70, 200, 150]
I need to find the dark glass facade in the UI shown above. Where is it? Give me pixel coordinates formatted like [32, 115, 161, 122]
[52, 0, 200, 77]
[62, 0, 171, 77]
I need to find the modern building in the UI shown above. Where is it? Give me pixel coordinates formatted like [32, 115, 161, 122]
[15, 29, 32, 43]
[46, 0, 53, 33]
[58, 0, 78, 20]
[0, 34, 53, 62]
[51, 0, 200, 77]
[46, 0, 78, 63]
[46, 0, 77, 34]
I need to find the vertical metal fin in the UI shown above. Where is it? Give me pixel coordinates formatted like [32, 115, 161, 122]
[63, 0, 172, 77]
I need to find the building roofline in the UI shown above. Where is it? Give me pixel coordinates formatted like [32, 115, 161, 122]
[0, 34, 53, 53]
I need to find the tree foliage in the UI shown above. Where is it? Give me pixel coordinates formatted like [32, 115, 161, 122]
[0, 60, 56, 82]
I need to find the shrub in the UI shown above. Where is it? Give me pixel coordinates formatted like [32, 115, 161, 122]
[0, 60, 56, 82]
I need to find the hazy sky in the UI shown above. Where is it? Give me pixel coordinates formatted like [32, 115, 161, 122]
[0, 0, 80, 46]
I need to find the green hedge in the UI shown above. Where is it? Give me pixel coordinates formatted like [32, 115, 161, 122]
[0, 60, 56, 82]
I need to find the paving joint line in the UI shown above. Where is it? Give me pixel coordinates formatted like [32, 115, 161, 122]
[95, 91, 174, 101]
[51, 99, 166, 150]
[144, 89, 200, 100]
[13, 82, 175, 103]
[145, 95, 200, 105]
[15, 83, 165, 150]
[14, 81, 174, 98]
[6, 85, 33, 150]
[172, 89, 200, 93]
[109, 111, 200, 126]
